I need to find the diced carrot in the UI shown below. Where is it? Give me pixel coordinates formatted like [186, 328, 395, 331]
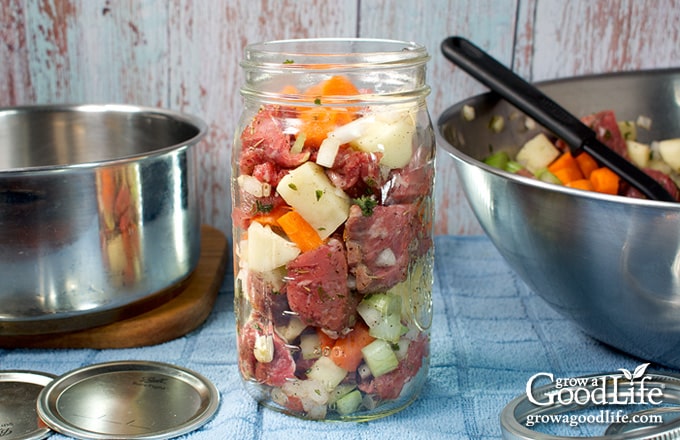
[299, 106, 354, 148]
[548, 152, 583, 181]
[575, 152, 599, 178]
[251, 204, 291, 228]
[304, 75, 360, 99]
[589, 167, 620, 195]
[329, 322, 375, 372]
[566, 179, 594, 191]
[280, 84, 300, 94]
[297, 75, 361, 147]
[548, 151, 579, 173]
[316, 329, 335, 357]
[552, 167, 584, 185]
[276, 210, 324, 252]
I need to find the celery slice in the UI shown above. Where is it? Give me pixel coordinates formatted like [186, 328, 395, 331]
[361, 339, 398, 377]
[358, 293, 404, 342]
[368, 312, 402, 343]
[536, 168, 562, 185]
[484, 151, 510, 170]
[334, 389, 363, 415]
[328, 383, 357, 405]
[360, 293, 401, 316]
[357, 293, 401, 327]
[504, 160, 524, 174]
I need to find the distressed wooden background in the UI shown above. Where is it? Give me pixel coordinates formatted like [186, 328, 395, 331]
[2, 0, 680, 239]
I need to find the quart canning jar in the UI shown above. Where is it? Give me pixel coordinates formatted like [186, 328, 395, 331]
[231, 38, 435, 421]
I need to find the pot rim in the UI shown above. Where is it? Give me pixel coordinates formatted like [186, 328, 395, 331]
[0, 103, 208, 174]
[436, 67, 680, 210]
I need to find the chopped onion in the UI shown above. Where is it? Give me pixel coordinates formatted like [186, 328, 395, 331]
[306, 357, 348, 392]
[489, 115, 505, 133]
[524, 117, 537, 131]
[330, 115, 374, 143]
[253, 333, 274, 363]
[637, 114, 652, 130]
[237, 174, 271, 197]
[316, 136, 342, 167]
[358, 364, 372, 380]
[375, 248, 397, 267]
[462, 104, 476, 121]
[275, 316, 307, 343]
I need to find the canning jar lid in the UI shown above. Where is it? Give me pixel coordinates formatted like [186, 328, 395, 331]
[501, 371, 680, 439]
[37, 360, 219, 440]
[0, 370, 56, 440]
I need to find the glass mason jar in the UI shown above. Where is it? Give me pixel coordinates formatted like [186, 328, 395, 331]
[231, 38, 435, 421]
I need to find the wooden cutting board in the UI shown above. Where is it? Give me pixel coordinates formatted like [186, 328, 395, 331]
[0, 225, 229, 349]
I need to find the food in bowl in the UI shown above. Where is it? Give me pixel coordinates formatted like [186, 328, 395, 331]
[478, 108, 680, 200]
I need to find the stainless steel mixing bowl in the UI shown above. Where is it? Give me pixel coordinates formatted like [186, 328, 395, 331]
[437, 68, 680, 368]
[0, 104, 206, 335]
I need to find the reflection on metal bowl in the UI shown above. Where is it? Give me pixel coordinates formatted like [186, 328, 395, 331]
[438, 68, 680, 368]
[0, 104, 206, 335]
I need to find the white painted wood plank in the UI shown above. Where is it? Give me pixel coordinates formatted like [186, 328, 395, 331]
[14, 0, 170, 105]
[531, 0, 680, 81]
[0, 0, 35, 103]
[166, 0, 358, 235]
[2, 0, 680, 238]
[359, 0, 520, 234]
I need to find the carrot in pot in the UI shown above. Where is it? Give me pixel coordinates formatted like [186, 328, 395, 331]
[553, 167, 584, 185]
[575, 152, 599, 179]
[589, 167, 620, 195]
[329, 321, 375, 372]
[548, 151, 579, 173]
[276, 210, 324, 252]
[566, 179, 594, 191]
[548, 152, 583, 183]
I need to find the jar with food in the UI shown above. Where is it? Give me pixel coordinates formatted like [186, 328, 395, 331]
[231, 38, 435, 421]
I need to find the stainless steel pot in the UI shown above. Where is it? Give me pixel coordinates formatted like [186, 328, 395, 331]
[0, 104, 206, 335]
[438, 69, 680, 368]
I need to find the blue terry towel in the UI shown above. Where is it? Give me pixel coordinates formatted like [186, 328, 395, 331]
[0, 236, 662, 439]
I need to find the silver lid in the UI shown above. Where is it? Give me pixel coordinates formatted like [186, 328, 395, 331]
[501, 371, 680, 440]
[37, 361, 219, 440]
[0, 370, 55, 440]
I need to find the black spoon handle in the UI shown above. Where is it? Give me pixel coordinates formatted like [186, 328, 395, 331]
[441, 36, 675, 202]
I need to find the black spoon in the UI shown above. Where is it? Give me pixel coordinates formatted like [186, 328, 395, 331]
[441, 36, 675, 202]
